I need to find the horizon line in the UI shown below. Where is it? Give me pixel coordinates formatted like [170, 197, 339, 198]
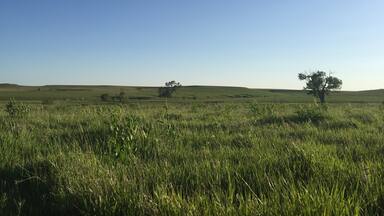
[0, 83, 382, 92]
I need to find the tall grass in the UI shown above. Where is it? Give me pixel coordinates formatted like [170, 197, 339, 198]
[0, 102, 383, 215]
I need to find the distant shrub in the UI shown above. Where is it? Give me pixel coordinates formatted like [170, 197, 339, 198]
[100, 93, 110, 102]
[118, 91, 126, 102]
[109, 92, 126, 103]
[5, 99, 30, 118]
[294, 104, 326, 123]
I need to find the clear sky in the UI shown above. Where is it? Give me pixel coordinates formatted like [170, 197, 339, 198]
[0, 0, 383, 90]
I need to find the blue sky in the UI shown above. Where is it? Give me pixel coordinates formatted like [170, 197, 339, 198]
[0, 0, 383, 90]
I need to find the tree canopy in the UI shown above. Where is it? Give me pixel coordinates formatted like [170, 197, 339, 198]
[158, 81, 182, 98]
[298, 71, 342, 103]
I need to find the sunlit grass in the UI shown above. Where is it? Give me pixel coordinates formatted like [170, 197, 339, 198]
[0, 102, 383, 215]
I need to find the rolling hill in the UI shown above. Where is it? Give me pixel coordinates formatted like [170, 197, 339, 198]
[0, 84, 382, 103]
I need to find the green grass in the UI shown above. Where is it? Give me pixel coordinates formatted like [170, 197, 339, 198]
[1, 85, 384, 215]
[1, 84, 383, 103]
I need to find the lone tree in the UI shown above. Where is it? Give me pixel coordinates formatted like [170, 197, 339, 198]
[298, 71, 342, 104]
[159, 80, 181, 98]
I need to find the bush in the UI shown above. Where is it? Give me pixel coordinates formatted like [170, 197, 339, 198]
[109, 92, 126, 103]
[100, 93, 110, 102]
[5, 99, 30, 118]
[295, 104, 326, 123]
[107, 114, 157, 160]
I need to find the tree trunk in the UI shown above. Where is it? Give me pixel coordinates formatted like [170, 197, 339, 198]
[319, 92, 326, 104]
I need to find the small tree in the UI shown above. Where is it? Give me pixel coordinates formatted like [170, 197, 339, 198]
[298, 71, 342, 104]
[158, 81, 181, 98]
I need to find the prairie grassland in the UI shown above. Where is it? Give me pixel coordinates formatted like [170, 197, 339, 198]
[0, 85, 383, 103]
[1, 101, 384, 215]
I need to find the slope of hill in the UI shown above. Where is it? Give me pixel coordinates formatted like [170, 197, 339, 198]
[0, 85, 382, 103]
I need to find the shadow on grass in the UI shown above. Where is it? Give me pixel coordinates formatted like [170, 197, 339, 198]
[0, 161, 80, 216]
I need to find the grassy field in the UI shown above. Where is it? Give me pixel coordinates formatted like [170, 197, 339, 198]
[1, 84, 383, 103]
[1, 85, 384, 215]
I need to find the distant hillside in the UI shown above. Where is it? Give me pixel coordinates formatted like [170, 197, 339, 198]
[0, 84, 382, 103]
[0, 83, 20, 87]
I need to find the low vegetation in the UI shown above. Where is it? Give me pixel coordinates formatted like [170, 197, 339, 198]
[5, 99, 30, 117]
[1, 99, 384, 215]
